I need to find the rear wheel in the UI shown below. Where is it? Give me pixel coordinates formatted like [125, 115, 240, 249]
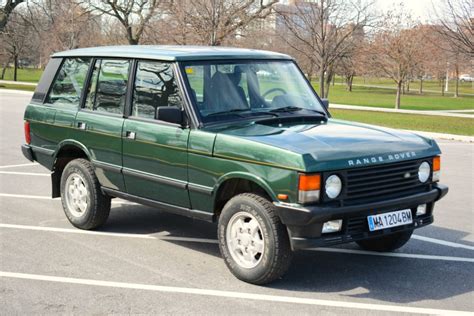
[356, 230, 413, 252]
[60, 159, 111, 230]
[218, 193, 293, 285]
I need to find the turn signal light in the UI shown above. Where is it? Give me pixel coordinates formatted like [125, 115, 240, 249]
[432, 156, 441, 182]
[24, 121, 31, 144]
[298, 174, 321, 191]
[433, 156, 440, 171]
[298, 174, 321, 204]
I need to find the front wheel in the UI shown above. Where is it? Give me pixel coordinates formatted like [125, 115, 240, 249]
[218, 193, 293, 285]
[356, 230, 413, 252]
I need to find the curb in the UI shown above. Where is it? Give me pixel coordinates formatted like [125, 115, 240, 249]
[0, 80, 37, 86]
[403, 130, 474, 143]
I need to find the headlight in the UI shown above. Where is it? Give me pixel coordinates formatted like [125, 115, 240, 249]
[325, 175, 342, 199]
[418, 161, 430, 183]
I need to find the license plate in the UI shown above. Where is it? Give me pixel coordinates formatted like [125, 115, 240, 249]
[367, 209, 413, 232]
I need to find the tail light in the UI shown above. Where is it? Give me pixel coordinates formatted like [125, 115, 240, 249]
[298, 173, 321, 204]
[432, 156, 441, 182]
[24, 121, 31, 144]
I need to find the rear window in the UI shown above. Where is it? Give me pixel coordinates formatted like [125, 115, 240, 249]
[45, 58, 91, 109]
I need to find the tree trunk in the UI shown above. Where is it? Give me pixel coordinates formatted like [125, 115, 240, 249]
[441, 78, 445, 96]
[0, 59, 11, 80]
[395, 81, 402, 109]
[407, 81, 410, 92]
[419, 78, 423, 94]
[319, 67, 325, 98]
[402, 82, 405, 95]
[348, 75, 353, 92]
[454, 64, 459, 97]
[13, 55, 18, 81]
[332, 74, 335, 86]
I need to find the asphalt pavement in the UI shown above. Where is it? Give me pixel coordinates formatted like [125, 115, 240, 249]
[1, 90, 473, 315]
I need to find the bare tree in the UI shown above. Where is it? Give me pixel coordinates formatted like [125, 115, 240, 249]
[433, 0, 472, 56]
[366, 12, 425, 109]
[0, 0, 24, 31]
[169, 0, 277, 46]
[276, 0, 375, 98]
[432, 0, 472, 97]
[83, 0, 164, 45]
[0, 10, 33, 80]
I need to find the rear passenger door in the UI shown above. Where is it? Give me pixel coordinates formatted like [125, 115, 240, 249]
[122, 60, 190, 208]
[73, 59, 131, 191]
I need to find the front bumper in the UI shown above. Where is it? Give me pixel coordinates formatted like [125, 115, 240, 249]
[274, 184, 448, 250]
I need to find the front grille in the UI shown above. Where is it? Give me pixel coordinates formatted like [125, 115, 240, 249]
[343, 159, 430, 205]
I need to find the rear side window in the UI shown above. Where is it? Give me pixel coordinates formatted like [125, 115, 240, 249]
[46, 57, 91, 108]
[132, 61, 182, 119]
[85, 59, 130, 115]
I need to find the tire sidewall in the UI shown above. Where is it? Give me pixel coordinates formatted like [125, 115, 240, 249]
[218, 195, 278, 282]
[60, 160, 96, 227]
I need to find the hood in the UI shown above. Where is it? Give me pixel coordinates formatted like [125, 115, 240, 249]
[212, 119, 441, 172]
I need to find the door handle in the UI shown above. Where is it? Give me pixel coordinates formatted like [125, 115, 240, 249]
[77, 122, 86, 130]
[126, 131, 136, 140]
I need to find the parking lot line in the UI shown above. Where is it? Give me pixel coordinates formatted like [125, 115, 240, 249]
[0, 271, 471, 315]
[1, 223, 473, 263]
[412, 235, 474, 251]
[0, 193, 51, 199]
[0, 171, 49, 176]
[0, 163, 38, 169]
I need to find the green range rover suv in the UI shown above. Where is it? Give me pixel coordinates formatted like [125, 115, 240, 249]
[22, 46, 448, 284]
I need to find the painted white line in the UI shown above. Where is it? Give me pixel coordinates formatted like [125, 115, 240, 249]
[0, 163, 38, 169]
[1, 223, 473, 262]
[0, 271, 471, 315]
[0, 223, 218, 244]
[413, 235, 474, 251]
[0, 171, 49, 176]
[0, 193, 135, 206]
[0, 193, 52, 200]
[308, 248, 474, 263]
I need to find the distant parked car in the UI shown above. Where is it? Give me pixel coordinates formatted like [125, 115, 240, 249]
[459, 74, 473, 82]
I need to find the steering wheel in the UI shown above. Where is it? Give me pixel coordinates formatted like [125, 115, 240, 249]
[262, 87, 287, 98]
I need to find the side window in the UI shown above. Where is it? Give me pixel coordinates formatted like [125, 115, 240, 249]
[46, 57, 91, 108]
[84, 59, 130, 114]
[132, 61, 182, 119]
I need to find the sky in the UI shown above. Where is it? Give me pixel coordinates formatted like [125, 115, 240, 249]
[373, 0, 442, 23]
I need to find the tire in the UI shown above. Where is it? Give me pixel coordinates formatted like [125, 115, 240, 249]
[218, 193, 293, 285]
[60, 158, 111, 230]
[356, 229, 413, 252]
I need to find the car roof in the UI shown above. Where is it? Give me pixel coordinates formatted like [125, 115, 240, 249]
[52, 45, 293, 61]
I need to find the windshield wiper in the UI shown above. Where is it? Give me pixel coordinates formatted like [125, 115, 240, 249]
[205, 108, 249, 118]
[270, 106, 327, 117]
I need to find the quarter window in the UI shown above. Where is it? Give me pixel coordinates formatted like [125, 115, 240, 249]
[132, 61, 182, 119]
[46, 57, 91, 108]
[85, 59, 130, 114]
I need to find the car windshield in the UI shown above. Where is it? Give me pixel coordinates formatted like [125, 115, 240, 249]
[180, 60, 326, 124]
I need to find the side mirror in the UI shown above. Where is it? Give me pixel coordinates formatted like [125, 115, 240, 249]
[155, 106, 184, 125]
[321, 98, 329, 110]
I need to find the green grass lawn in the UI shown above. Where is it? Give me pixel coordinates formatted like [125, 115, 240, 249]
[331, 109, 474, 136]
[314, 83, 474, 111]
[1, 68, 43, 83]
[350, 76, 473, 95]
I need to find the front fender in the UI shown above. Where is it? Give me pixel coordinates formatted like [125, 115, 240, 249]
[213, 171, 278, 202]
